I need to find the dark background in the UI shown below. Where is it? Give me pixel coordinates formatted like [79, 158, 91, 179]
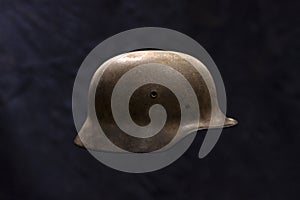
[0, 0, 299, 199]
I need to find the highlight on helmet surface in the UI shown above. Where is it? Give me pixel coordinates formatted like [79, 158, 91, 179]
[74, 50, 237, 153]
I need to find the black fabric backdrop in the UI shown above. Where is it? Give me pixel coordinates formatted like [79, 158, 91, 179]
[0, 0, 299, 199]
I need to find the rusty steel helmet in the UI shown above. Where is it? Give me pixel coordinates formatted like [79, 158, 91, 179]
[74, 50, 237, 153]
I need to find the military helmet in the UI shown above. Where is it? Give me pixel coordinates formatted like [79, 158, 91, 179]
[74, 50, 237, 153]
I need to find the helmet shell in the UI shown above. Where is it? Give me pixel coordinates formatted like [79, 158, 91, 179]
[74, 51, 237, 153]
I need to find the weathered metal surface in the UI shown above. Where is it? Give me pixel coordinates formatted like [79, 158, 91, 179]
[74, 51, 237, 153]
